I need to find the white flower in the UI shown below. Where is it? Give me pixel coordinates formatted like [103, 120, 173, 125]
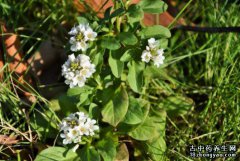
[148, 38, 159, 49]
[76, 112, 87, 122]
[76, 122, 90, 136]
[68, 24, 97, 52]
[141, 38, 165, 68]
[153, 54, 165, 68]
[68, 27, 78, 35]
[84, 28, 97, 41]
[62, 54, 95, 88]
[59, 112, 99, 150]
[157, 48, 164, 55]
[70, 40, 88, 52]
[85, 118, 99, 136]
[141, 50, 152, 63]
[68, 128, 79, 139]
[59, 120, 69, 131]
[60, 133, 72, 145]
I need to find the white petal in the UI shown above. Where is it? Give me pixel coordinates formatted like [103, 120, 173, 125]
[148, 38, 159, 49]
[146, 46, 150, 51]
[68, 27, 78, 35]
[72, 144, 79, 152]
[153, 55, 165, 68]
[63, 139, 70, 145]
[70, 44, 77, 52]
[84, 29, 97, 41]
[141, 50, 152, 63]
[76, 24, 85, 32]
[68, 54, 75, 61]
[60, 133, 66, 138]
[77, 80, 85, 87]
[148, 38, 156, 44]
[69, 82, 75, 88]
[93, 125, 99, 130]
[69, 37, 76, 44]
[157, 49, 164, 55]
[80, 41, 88, 51]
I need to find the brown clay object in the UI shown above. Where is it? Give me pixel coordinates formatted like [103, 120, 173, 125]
[73, 0, 185, 27]
[0, 23, 35, 102]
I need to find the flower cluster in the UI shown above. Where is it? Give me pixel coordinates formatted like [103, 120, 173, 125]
[62, 54, 95, 88]
[60, 112, 99, 151]
[69, 24, 97, 52]
[141, 38, 165, 68]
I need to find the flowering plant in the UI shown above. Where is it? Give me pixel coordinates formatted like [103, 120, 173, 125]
[34, 0, 193, 161]
[60, 112, 99, 152]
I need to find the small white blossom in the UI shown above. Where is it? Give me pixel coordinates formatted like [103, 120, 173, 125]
[59, 112, 99, 152]
[157, 48, 164, 55]
[69, 24, 97, 52]
[60, 133, 73, 145]
[85, 118, 99, 136]
[76, 112, 87, 122]
[148, 38, 159, 49]
[153, 54, 165, 68]
[141, 50, 152, 63]
[84, 28, 98, 41]
[68, 128, 79, 139]
[62, 54, 96, 88]
[141, 38, 165, 68]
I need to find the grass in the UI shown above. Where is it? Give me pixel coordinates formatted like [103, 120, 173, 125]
[165, 0, 240, 160]
[0, 0, 240, 160]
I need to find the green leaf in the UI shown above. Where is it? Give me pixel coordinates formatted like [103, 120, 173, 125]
[120, 48, 141, 62]
[128, 117, 158, 141]
[123, 97, 144, 125]
[96, 135, 117, 161]
[159, 39, 168, 49]
[104, 6, 113, 20]
[101, 37, 121, 50]
[140, 25, 171, 39]
[102, 85, 129, 127]
[144, 109, 167, 160]
[93, 51, 104, 73]
[150, 108, 166, 135]
[127, 4, 144, 23]
[110, 8, 125, 19]
[66, 86, 93, 107]
[115, 143, 129, 161]
[58, 94, 78, 116]
[145, 137, 166, 160]
[118, 32, 138, 46]
[109, 51, 124, 78]
[77, 90, 93, 106]
[77, 16, 89, 24]
[139, 0, 168, 14]
[127, 61, 144, 93]
[35, 147, 80, 161]
[79, 146, 100, 161]
[89, 103, 101, 119]
[67, 86, 93, 97]
[159, 95, 194, 116]
[100, 85, 116, 105]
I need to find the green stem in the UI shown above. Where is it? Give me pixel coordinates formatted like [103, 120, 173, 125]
[168, 0, 193, 29]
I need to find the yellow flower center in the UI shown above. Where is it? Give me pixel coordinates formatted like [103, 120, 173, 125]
[150, 49, 158, 56]
[67, 120, 78, 128]
[71, 130, 77, 135]
[70, 62, 80, 71]
[75, 32, 84, 41]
